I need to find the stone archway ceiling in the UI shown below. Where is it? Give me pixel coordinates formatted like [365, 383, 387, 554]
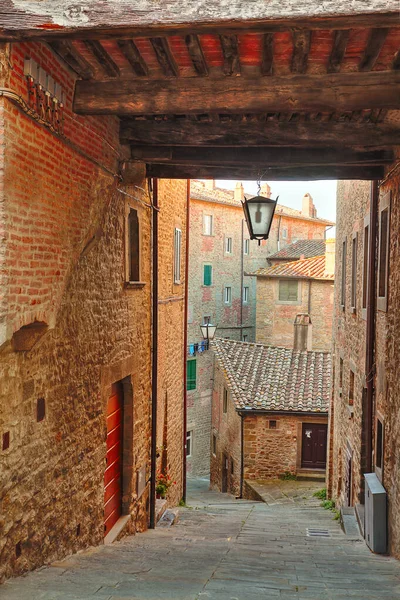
[1, 3, 400, 179]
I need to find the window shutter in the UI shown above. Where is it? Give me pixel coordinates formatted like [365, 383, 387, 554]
[187, 360, 196, 391]
[203, 265, 212, 286]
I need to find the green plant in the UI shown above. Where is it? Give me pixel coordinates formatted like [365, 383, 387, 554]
[333, 509, 341, 520]
[321, 499, 335, 510]
[313, 488, 327, 500]
[178, 499, 186, 507]
[156, 470, 176, 499]
[279, 471, 297, 481]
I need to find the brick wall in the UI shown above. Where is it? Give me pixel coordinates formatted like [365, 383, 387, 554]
[0, 42, 186, 581]
[256, 277, 334, 351]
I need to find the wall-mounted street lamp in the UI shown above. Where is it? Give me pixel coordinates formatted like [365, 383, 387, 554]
[242, 194, 279, 245]
[200, 323, 217, 341]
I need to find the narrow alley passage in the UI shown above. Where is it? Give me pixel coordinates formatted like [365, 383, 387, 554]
[2, 479, 400, 600]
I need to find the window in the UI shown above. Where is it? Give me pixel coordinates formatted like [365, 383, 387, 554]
[203, 315, 211, 325]
[223, 388, 228, 413]
[269, 420, 277, 430]
[341, 239, 347, 308]
[282, 227, 288, 239]
[224, 286, 232, 305]
[37, 397, 45, 422]
[278, 280, 298, 302]
[186, 430, 193, 457]
[349, 370, 354, 406]
[244, 239, 250, 255]
[203, 264, 212, 286]
[351, 233, 357, 312]
[212, 434, 217, 456]
[376, 419, 384, 471]
[2, 431, 10, 451]
[242, 334, 248, 342]
[186, 360, 196, 391]
[174, 228, 182, 284]
[243, 286, 249, 304]
[362, 216, 369, 317]
[128, 208, 140, 282]
[225, 237, 233, 254]
[203, 214, 213, 235]
[378, 191, 391, 312]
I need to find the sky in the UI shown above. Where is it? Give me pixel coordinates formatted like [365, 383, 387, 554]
[215, 180, 338, 226]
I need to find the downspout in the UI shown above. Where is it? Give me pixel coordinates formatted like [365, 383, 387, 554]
[308, 279, 312, 314]
[182, 180, 190, 503]
[365, 180, 378, 474]
[240, 219, 244, 339]
[149, 177, 159, 529]
[240, 414, 244, 498]
[277, 215, 282, 251]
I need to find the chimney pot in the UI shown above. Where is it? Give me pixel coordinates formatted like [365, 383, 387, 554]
[294, 313, 312, 351]
[260, 183, 272, 198]
[234, 181, 245, 201]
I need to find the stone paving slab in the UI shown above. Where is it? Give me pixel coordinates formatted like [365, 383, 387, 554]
[1, 477, 400, 600]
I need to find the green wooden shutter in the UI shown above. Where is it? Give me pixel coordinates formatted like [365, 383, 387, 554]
[187, 360, 196, 391]
[203, 264, 212, 286]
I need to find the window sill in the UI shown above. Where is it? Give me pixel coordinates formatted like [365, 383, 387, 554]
[125, 281, 146, 289]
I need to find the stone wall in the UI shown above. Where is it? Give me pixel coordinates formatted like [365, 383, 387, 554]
[0, 42, 186, 581]
[256, 277, 334, 351]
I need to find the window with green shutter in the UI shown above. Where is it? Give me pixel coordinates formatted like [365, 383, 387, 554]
[278, 279, 299, 302]
[203, 264, 212, 286]
[187, 360, 196, 391]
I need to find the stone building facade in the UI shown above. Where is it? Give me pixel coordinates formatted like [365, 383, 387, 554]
[210, 339, 331, 496]
[328, 169, 400, 559]
[254, 242, 335, 352]
[186, 181, 333, 476]
[0, 43, 187, 582]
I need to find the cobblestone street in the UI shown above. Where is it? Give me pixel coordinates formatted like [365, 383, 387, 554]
[1, 478, 400, 600]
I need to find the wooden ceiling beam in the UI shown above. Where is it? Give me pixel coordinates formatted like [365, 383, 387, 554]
[84, 40, 120, 77]
[117, 39, 149, 76]
[145, 163, 385, 180]
[74, 71, 400, 115]
[359, 28, 389, 71]
[327, 30, 350, 73]
[48, 41, 94, 80]
[261, 33, 274, 76]
[150, 37, 179, 76]
[291, 31, 311, 74]
[130, 146, 394, 167]
[185, 35, 209, 76]
[1, 5, 399, 41]
[120, 119, 400, 148]
[220, 35, 241, 76]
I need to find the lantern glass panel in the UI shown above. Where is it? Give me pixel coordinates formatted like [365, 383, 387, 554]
[246, 197, 276, 237]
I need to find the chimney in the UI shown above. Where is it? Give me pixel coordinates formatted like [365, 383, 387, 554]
[204, 179, 215, 190]
[234, 182, 244, 201]
[324, 238, 335, 276]
[260, 183, 272, 198]
[302, 193, 317, 218]
[294, 314, 312, 351]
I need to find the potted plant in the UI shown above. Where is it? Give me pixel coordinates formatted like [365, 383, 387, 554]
[156, 470, 175, 499]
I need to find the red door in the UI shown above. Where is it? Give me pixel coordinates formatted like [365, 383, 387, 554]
[104, 383, 123, 536]
[301, 423, 327, 469]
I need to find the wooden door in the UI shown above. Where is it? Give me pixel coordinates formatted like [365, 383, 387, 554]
[104, 383, 123, 536]
[301, 423, 328, 469]
[221, 454, 228, 493]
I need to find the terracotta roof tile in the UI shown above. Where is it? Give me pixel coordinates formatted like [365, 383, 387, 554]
[268, 240, 326, 260]
[211, 339, 331, 413]
[253, 254, 334, 280]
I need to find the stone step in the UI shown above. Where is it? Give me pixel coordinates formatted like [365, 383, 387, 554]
[341, 506, 363, 539]
[157, 508, 179, 528]
[296, 470, 326, 482]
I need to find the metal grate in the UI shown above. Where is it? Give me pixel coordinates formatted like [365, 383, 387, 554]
[306, 528, 331, 538]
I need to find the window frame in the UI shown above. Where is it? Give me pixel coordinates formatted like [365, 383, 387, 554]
[362, 214, 370, 320]
[223, 388, 228, 414]
[282, 227, 288, 240]
[174, 227, 182, 284]
[126, 206, 142, 285]
[351, 232, 358, 313]
[277, 279, 300, 305]
[243, 286, 249, 304]
[377, 191, 391, 312]
[203, 214, 213, 236]
[186, 359, 197, 391]
[242, 334, 248, 342]
[225, 236, 233, 255]
[203, 263, 213, 286]
[186, 430, 193, 458]
[340, 238, 347, 309]
[224, 286, 232, 305]
[244, 239, 250, 255]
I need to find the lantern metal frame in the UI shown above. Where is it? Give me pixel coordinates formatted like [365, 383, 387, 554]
[200, 323, 217, 341]
[242, 194, 279, 244]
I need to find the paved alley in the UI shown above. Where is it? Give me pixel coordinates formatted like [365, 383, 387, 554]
[1, 478, 400, 600]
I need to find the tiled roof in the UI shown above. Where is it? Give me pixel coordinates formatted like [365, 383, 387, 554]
[211, 339, 331, 413]
[253, 255, 334, 280]
[190, 181, 334, 224]
[268, 240, 326, 261]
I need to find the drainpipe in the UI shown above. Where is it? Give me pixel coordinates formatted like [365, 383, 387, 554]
[149, 177, 159, 529]
[365, 180, 378, 475]
[182, 180, 190, 503]
[277, 215, 282, 251]
[240, 219, 244, 339]
[240, 414, 244, 498]
[308, 279, 312, 314]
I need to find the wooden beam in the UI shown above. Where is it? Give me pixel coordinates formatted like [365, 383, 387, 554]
[120, 119, 400, 148]
[150, 37, 179, 76]
[327, 30, 350, 73]
[1, 4, 399, 41]
[117, 39, 149, 76]
[74, 71, 400, 115]
[185, 35, 209, 76]
[291, 31, 311, 74]
[220, 35, 241, 76]
[261, 33, 274, 76]
[145, 163, 384, 180]
[48, 41, 94, 80]
[84, 40, 120, 77]
[359, 28, 389, 71]
[130, 146, 394, 167]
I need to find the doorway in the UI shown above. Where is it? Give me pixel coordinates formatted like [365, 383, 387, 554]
[301, 423, 328, 469]
[104, 382, 123, 536]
